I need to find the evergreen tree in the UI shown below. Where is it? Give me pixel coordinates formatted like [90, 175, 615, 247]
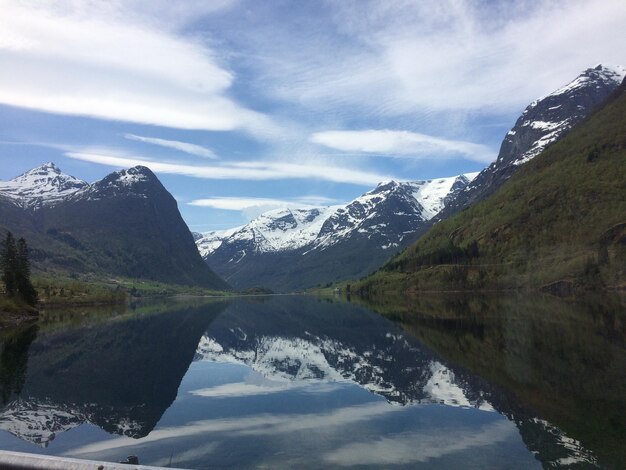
[1, 232, 37, 306]
[16, 238, 37, 306]
[1, 232, 18, 297]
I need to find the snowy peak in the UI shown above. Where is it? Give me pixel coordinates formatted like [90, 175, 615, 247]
[505, 64, 625, 166]
[197, 172, 475, 260]
[84, 165, 161, 200]
[438, 64, 625, 220]
[0, 162, 88, 208]
[0, 163, 164, 208]
[202, 206, 341, 260]
[347, 172, 478, 221]
[548, 64, 625, 98]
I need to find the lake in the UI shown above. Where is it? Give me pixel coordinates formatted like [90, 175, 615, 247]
[0, 294, 624, 469]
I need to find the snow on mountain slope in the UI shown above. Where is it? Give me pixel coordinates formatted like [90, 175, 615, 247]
[197, 172, 477, 259]
[439, 64, 625, 219]
[510, 64, 626, 166]
[0, 162, 87, 208]
[196, 226, 245, 258]
[0, 163, 161, 208]
[546, 64, 625, 99]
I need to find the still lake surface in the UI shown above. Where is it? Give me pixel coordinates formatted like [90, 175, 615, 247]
[0, 294, 624, 469]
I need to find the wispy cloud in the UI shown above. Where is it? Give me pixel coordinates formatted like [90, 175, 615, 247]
[188, 195, 339, 210]
[323, 420, 515, 466]
[242, 0, 626, 116]
[64, 150, 392, 186]
[189, 195, 341, 220]
[66, 401, 401, 456]
[311, 129, 494, 163]
[189, 381, 340, 398]
[0, 0, 274, 134]
[124, 134, 217, 159]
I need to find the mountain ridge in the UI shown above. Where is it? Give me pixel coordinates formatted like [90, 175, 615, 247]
[437, 64, 625, 220]
[355, 72, 626, 293]
[197, 173, 477, 291]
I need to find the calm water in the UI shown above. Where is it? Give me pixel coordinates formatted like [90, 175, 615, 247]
[0, 294, 624, 469]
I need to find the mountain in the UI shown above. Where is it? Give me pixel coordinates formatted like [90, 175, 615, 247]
[197, 173, 477, 291]
[437, 64, 626, 220]
[0, 162, 88, 208]
[356, 71, 626, 293]
[0, 163, 229, 289]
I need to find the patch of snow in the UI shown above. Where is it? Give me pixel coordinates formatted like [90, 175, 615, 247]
[0, 162, 88, 208]
[548, 64, 625, 98]
[197, 171, 476, 258]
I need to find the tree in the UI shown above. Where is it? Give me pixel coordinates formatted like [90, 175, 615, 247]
[1, 232, 37, 306]
[1, 232, 18, 297]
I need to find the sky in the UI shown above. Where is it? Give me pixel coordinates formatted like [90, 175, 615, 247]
[0, 0, 625, 232]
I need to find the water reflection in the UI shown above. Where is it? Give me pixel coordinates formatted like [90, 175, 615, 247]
[0, 300, 228, 446]
[0, 294, 622, 469]
[358, 293, 626, 469]
[0, 325, 38, 405]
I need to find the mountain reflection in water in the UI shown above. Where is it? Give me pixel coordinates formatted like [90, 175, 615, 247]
[0, 294, 623, 469]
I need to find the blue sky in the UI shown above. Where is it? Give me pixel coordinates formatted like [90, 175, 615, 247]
[1, 0, 625, 232]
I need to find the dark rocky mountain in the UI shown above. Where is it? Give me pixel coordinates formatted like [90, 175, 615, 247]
[198, 174, 476, 291]
[437, 64, 625, 220]
[0, 163, 228, 289]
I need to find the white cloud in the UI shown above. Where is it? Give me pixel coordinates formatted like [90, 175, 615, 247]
[188, 195, 341, 219]
[323, 420, 515, 466]
[189, 381, 339, 398]
[245, 0, 626, 115]
[188, 195, 338, 210]
[66, 401, 401, 456]
[189, 197, 295, 210]
[311, 129, 493, 163]
[0, 0, 274, 134]
[124, 134, 217, 159]
[64, 150, 392, 186]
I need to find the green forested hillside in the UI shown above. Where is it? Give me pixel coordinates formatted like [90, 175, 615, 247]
[356, 83, 626, 294]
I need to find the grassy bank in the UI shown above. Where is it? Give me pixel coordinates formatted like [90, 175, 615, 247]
[32, 273, 233, 307]
[0, 294, 39, 326]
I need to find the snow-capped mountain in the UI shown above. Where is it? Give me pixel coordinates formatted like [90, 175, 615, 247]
[197, 173, 476, 291]
[0, 163, 161, 208]
[0, 162, 88, 208]
[0, 163, 227, 289]
[438, 64, 626, 219]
